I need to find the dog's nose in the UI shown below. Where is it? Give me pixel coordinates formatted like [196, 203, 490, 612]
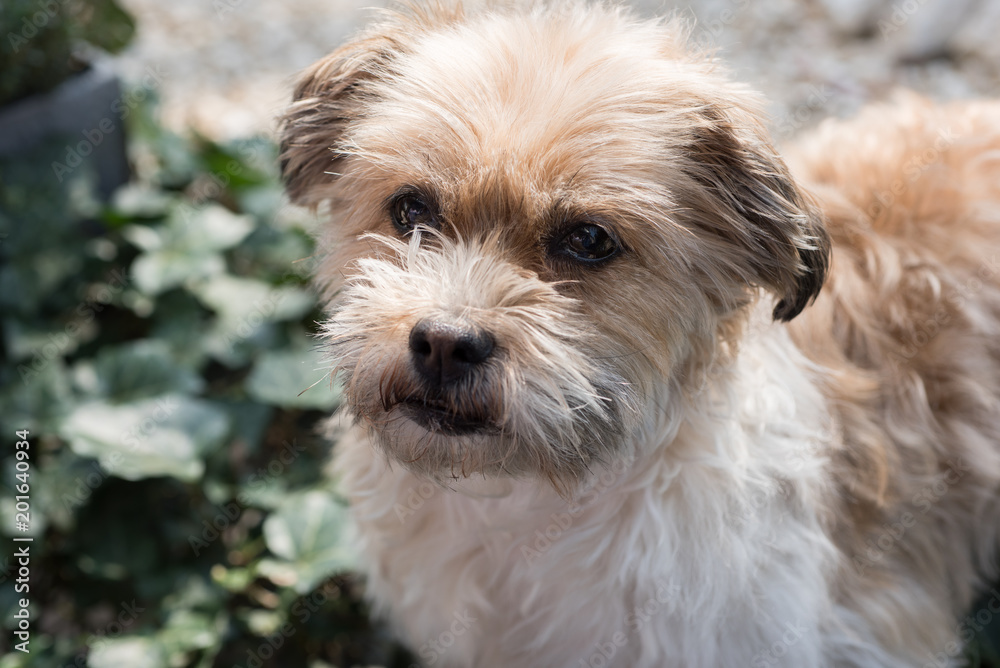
[409, 318, 495, 386]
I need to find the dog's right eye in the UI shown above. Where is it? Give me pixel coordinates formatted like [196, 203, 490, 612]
[554, 223, 621, 263]
[390, 193, 436, 234]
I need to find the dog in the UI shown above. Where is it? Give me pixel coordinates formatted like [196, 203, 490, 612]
[279, 2, 1000, 665]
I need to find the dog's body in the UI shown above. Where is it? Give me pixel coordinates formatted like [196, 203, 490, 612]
[281, 3, 1000, 666]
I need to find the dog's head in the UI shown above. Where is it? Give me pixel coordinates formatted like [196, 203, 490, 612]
[281, 2, 829, 486]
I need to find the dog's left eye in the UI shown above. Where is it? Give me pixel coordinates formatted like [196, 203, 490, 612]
[390, 193, 437, 233]
[556, 224, 621, 263]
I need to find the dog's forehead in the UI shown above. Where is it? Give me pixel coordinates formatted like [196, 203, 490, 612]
[349, 12, 701, 198]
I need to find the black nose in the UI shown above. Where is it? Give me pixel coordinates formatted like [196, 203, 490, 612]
[409, 318, 495, 386]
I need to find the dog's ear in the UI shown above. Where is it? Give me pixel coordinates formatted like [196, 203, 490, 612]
[279, 35, 396, 206]
[280, 3, 464, 206]
[681, 105, 831, 322]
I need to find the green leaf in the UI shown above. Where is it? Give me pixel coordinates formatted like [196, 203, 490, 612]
[129, 205, 254, 295]
[215, 400, 274, 454]
[156, 609, 221, 654]
[173, 204, 255, 252]
[78, 0, 137, 54]
[233, 222, 315, 282]
[201, 320, 280, 369]
[0, 356, 76, 435]
[261, 490, 356, 593]
[106, 184, 175, 223]
[148, 290, 211, 369]
[88, 637, 166, 668]
[0, 448, 103, 536]
[245, 345, 339, 410]
[74, 340, 203, 402]
[60, 395, 230, 482]
[192, 275, 314, 324]
[236, 184, 286, 222]
[131, 248, 226, 296]
[121, 224, 165, 252]
[0, 246, 85, 316]
[2, 318, 95, 362]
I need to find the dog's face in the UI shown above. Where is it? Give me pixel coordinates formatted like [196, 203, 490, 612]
[281, 3, 829, 486]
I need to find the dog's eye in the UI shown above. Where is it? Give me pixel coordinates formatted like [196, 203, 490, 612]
[390, 193, 436, 233]
[556, 224, 620, 263]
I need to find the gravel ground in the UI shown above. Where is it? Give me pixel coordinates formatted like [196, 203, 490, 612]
[114, 0, 1000, 144]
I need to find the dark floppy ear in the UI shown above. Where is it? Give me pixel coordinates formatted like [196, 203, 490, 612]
[682, 106, 831, 322]
[279, 3, 464, 206]
[279, 34, 396, 206]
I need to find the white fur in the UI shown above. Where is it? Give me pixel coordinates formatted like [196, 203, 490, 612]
[330, 304, 908, 667]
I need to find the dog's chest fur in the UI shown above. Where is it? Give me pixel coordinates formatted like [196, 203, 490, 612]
[333, 314, 897, 667]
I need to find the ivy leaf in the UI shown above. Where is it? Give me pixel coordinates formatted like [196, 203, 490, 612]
[0, 356, 76, 435]
[191, 275, 314, 324]
[106, 184, 175, 224]
[172, 204, 255, 252]
[87, 636, 166, 668]
[60, 395, 230, 482]
[129, 205, 253, 295]
[131, 247, 226, 296]
[74, 340, 203, 402]
[245, 345, 339, 410]
[155, 609, 222, 655]
[261, 490, 356, 593]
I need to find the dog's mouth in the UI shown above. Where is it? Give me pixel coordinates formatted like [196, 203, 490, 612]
[398, 397, 497, 436]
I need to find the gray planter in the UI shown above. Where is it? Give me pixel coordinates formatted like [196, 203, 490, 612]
[0, 60, 129, 200]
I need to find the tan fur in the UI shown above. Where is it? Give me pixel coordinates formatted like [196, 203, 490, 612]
[282, 3, 1000, 665]
[786, 96, 1000, 651]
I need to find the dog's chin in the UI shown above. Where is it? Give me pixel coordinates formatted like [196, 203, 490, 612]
[368, 403, 504, 480]
[397, 399, 498, 437]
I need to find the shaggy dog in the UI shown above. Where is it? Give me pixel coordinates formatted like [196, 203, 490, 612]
[280, 3, 1000, 665]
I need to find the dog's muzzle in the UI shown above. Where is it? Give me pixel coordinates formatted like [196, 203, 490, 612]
[396, 316, 499, 435]
[408, 317, 495, 387]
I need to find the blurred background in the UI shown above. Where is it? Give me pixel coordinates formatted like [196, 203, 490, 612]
[0, 0, 998, 666]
